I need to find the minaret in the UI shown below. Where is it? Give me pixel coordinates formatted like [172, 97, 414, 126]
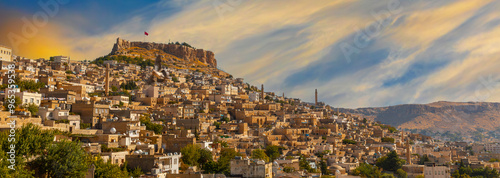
[105, 63, 110, 96]
[315, 89, 318, 106]
[406, 137, 412, 165]
[261, 84, 264, 101]
[155, 54, 162, 71]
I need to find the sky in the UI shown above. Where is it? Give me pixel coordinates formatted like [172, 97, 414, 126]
[1, 0, 500, 108]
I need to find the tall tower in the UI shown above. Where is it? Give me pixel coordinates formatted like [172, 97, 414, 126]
[261, 84, 264, 101]
[105, 63, 110, 96]
[406, 137, 412, 165]
[315, 89, 318, 106]
[155, 54, 162, 71]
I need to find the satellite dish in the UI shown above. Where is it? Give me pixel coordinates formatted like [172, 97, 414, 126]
[110, 127, 116, 134]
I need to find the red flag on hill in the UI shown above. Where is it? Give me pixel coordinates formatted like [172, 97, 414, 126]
[144, 31, 149, 36]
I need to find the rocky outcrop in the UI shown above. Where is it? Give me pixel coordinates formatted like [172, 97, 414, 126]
[110, 38, 217, 67]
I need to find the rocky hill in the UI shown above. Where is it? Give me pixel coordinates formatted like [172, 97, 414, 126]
[110, 38, 217, 67]
[339, 101, 500, 141]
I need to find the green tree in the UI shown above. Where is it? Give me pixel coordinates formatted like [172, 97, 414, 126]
[396, 168, 408, 178]
[381, 137, 395, 143]
[382, 173, 395, 178]
[489, 158, 500, 162]
[265, 145, 285, 162]
[376, 151, 406, 172]
[8, 123, 54, 157]
[172, 77, 179, 82]
[221, 116, 230, 123]
[111, 86, 118, 92]
[342, 139, 356, 144]
[352, 163, 382, 177]
[16, 80, 46, 92]
[181, 144, 201, 166]
[35, 140, 89, 178]
[3, 96, 21, 111]
[418, 154, 430, 165]
[129, 167, 143, 178]
[0, 124, 47, 177]
[452, 164, 500, 177]
[80, 123, 92, 129]
[139, 115, 163, 134]
[92, 156, 130, 178]
[283, 167, 295, 173]
[217, 148, 242, 175]
[199, 148, 213, 169]
[320, 159, 329, 175]
[299, 155, 313, 172]
[120, 80, 138, 90]
[25, 103, 39, 116]
[214, 122, 221, 129]
[252, 149, 269, 162]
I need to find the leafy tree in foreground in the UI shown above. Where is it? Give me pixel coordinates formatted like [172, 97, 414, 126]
[35, 140, 89, 178]
[198, 147, 213, 169]
[92, 156, 130, 178]
[376, 151, 405, 172]
[396, 168, 408, 178]
[352, 163, 382, 177]
[452, 165, 499, 178]
[180, 144, 201, 167]
[252, 149, 269, 162]
[3, 96, 21, 111]
[265, 145, 285, 162]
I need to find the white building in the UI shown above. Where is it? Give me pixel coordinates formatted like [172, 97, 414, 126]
[249, 92, 260, 102]
[230, 157, 272, 178]
[15, 91, 42, 106]
[126, 152, 181, 175]
[485, 143, 500, 154]
[52, 56, 70, 63]
[109, 95, 130, 104]
[196, 141, 213, 151]
[0, 46, 12, 61]
[424, 164, 450, 178]
[208, 94, 232, 103]
[143, 85, 159, 98]
[217, 84, 238, 95]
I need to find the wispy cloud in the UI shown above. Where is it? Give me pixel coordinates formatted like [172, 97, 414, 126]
[2, 0, 500, 108]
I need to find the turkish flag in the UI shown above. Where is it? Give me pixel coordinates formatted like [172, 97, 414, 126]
[144, 31, 149, 36]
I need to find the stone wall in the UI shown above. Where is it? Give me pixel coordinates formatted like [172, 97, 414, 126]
[110, 38, 217, 67]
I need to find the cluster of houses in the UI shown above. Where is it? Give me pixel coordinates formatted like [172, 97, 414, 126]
[1, 45, 500, 178]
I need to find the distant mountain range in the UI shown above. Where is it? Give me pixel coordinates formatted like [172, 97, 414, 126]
[339, 101, 500, 142]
